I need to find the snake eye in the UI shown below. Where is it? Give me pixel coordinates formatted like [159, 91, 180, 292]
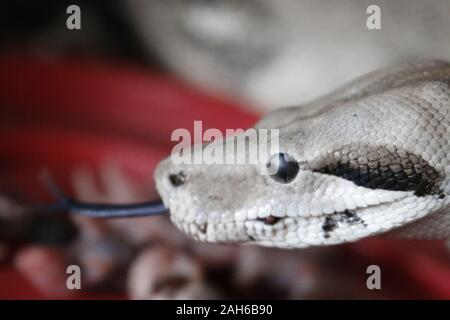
[267, 153, 299, 183]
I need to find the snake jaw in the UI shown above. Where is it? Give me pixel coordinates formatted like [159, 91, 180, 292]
[240, 194, 443, 248]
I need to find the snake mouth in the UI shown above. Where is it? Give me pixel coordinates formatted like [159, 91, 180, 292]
[245, 209, 367, 242]
[248, 206, 370, 228]
[243, 194, 417, 245]
[256, 216, 282, 225]
[170, 190, 433, 247]
[253, 208, 366, 226]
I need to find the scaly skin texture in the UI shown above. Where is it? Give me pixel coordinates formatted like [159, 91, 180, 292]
[155, 61, 450, 248]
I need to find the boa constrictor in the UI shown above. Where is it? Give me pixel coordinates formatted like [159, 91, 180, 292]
[155, 60, 450, 248]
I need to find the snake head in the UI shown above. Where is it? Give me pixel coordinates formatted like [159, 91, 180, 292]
[155, 61, 450, 248]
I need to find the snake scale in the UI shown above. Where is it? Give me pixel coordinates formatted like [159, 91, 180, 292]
[155, 60, 450, 248]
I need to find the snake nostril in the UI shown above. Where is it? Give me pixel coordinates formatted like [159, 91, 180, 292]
[169, 171, 187, 187]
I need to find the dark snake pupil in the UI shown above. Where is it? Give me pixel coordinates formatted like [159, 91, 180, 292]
[268, 153, 299, 183]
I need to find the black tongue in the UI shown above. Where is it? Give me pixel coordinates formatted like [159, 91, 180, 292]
[32, 171, 168, 218]
[31, 198, 168, 218]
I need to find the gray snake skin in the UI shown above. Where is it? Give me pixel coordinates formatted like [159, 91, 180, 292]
[155, 61, 450, 248]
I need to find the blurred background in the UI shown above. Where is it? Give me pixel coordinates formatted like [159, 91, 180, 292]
[0, 0, 449, 299]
